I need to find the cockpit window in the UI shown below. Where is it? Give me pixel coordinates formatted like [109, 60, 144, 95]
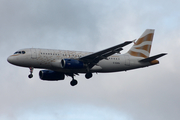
[22, 51, 26, 54]
[14, 51, 26, 54]
[14, 51, 19, 54]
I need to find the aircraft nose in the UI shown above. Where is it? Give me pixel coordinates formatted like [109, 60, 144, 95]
[7, 56, 14, 64]
[7, 55, 24, 66]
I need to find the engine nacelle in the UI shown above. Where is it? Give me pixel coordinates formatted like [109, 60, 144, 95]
[39, 70, 65, 81]
[51, 60, 63, 68]
[61, 59, 84, 69]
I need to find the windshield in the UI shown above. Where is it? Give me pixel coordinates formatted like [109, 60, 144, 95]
[14, 51, 26, 54]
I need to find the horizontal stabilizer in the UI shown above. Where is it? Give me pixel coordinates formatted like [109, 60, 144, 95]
[139, 53, 167, 62]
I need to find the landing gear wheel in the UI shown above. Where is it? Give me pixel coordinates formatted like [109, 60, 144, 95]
[28, 74, 33, 78]
[70, 80, 78, 86]
[85, 72, 92, 79]
[28, 67, 34, 79]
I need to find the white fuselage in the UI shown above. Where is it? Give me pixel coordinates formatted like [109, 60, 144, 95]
[7, 29, 166, 86]
[7, 48, 150, 74]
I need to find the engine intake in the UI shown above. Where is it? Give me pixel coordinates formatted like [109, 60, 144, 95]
[39, 70, 65, 81]
[61, 59, 84, 69]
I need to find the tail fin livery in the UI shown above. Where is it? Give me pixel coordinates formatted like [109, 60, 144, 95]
[127, 29, 154, 58]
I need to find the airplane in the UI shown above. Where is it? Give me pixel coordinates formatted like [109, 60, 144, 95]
[7, 29, 167, 86]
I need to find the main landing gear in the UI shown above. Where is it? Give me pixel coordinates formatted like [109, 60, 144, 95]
[85, 72, 93, 79]
[28, 67, 34, 78]
[70, 79, 78, 86]
[69, 72, 93, 86]
[69, 73, 78, 86]
[85, 66, 93, 79]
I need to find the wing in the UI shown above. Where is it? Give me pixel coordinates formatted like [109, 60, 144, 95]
[79, 41, 133, 67]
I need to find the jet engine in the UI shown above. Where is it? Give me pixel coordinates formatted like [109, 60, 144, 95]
[39, 70, 65, 81]
[61, 59, 84, 69]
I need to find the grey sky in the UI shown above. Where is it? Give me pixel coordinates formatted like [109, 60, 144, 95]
[1, 0, 180, 120]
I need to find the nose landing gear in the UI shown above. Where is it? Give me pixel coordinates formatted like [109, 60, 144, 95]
[28, 67, 34, 78]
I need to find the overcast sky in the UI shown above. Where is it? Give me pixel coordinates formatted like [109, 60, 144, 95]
[1, 0, 180, 120]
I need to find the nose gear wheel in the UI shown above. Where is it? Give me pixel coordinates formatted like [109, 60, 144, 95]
[28, 67, 34, 78]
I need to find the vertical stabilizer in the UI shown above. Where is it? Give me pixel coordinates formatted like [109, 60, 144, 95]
[127, 29, 154, 58]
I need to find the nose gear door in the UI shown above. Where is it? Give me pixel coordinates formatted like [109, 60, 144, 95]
[31, 48, 37, 59]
